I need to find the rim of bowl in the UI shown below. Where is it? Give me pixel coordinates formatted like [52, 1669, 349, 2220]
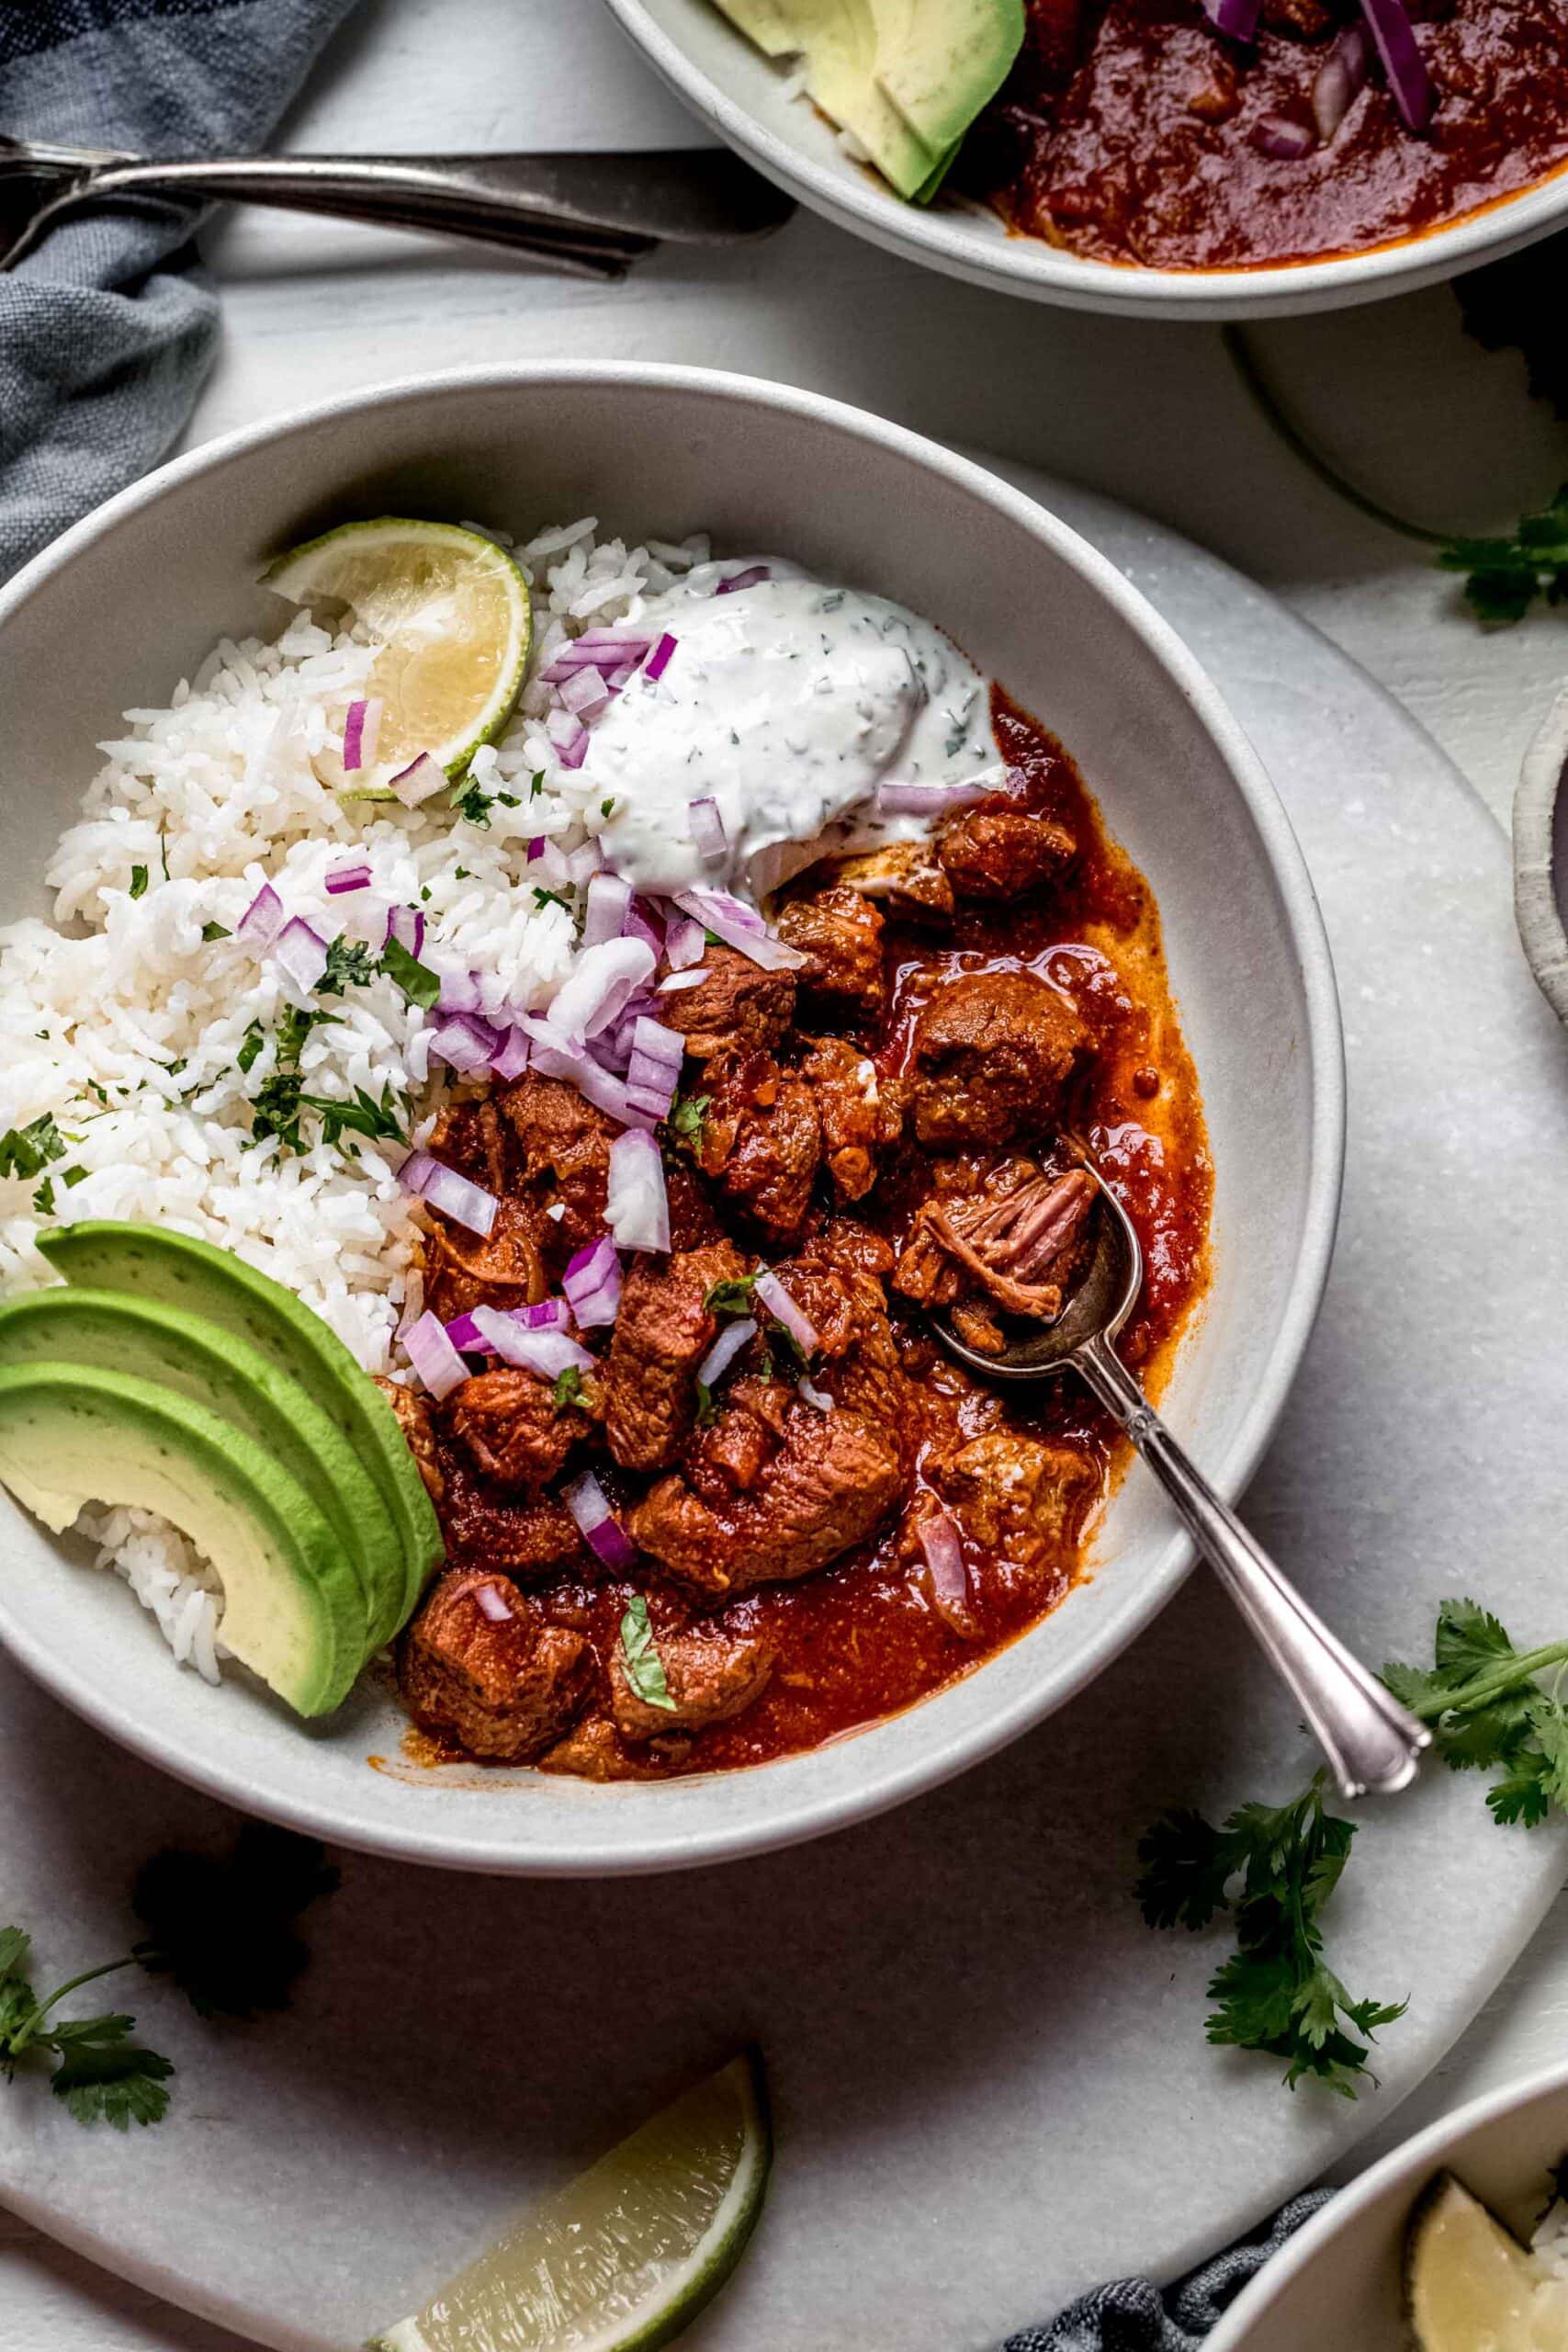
[599, 0, 1568, 322]
[0, 363, 1346, 1872]
[1205, 2054, 1568, 2349]
[1516, 686, 1568, 1028]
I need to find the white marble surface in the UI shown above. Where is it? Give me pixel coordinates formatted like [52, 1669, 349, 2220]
[7, 0, 1568, 2343]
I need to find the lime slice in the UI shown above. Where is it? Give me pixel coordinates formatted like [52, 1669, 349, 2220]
[367, 2051, 771, 2352]
[1404, 2172, 1568, 2350]
[262, 518, 531, 793]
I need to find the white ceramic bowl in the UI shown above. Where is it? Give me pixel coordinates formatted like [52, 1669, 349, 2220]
[0, 364, 1343, 1873]
[1207, 2061, 1568, 2349]
[602, 0, 1568, 322]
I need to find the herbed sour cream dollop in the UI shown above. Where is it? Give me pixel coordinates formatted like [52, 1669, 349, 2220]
[586, 559, 1005, 898]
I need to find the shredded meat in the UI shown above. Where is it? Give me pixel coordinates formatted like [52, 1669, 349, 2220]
[901, 1166, 1096, 1323]
[660, 945, 795, 1061]
[697, 1052, 820, 1242]
[610, 1623, 776, 1739]
[603, 1241, 748, 1473]
[398, 1570, 593, 1761]
[938, 808, 1077, 901]
[775, 883, 886, 1013]
[909, 969, 1090, 1148]
[372, 1376, 444, 1504]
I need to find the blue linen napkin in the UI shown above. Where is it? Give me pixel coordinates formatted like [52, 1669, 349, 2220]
[0, 0, 360, 584]
[1003, 2190, 1333, 2349]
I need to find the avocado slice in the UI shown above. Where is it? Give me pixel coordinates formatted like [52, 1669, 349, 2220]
[870, 0, 1024, 160]
[713, 0, 944, 199]
[0, 1362, 365, 1716]
[38, 1223, 441, 1625]
[0, 1287, 408, 1650]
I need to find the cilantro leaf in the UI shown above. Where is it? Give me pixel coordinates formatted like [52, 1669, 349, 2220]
[456, 782, 492, 826]
[619, 1595, 676, 1713]
[1382, 1597, 1568, 1826]
[0, 1928, 30, 1985]
[31, 1176, 54, 1216]
[1435, 486, 1568, 625]
[694, 1378, 719, 1428]
[129, 865, 149, 900]
[300, 1082, 407, 1152]
[200, 921, 231, 942]
[552, 1364, 584, 1416]
[667, 1093, 710, 1151]
[236, 1021, 265, 1076]
[51, 2040, 173, 2131]
[705, 1274, 758, 1318]
[319, 937, 378, 994]
[379, 935, 441, 1010]
[1137, 1773, 1403, 2099]
[532, 887, 572, 913]
[0, 1114, 67, 1181]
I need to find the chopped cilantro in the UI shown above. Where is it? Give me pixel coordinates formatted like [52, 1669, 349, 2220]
[236, 1022, 265, 1077]
[704, 1273, 758, 1318]
[0, 1114, 67, 1181]
[497, 791, 520, 808]
[129, 865, 149, 900]
[299, 1082, 407, 1152]
[532, 887, 572, 914]
[31, 1177, 53, 1216]
[600, 797, 616, 820]
[529, 771, 545, 798]
[552, 1364, 584, 1416]
[319, 937, 378, 995]
[694, 1379, 719, 1427]
[200, 922, 231, 942]
[456, 782, 492, 826]
[619, 1595, 676, 1713]
[667, 1093, 710, 1150]
[379, 936, 441, 1010]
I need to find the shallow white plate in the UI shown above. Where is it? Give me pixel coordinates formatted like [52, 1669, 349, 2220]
[600, 0, 1568, 320]
[3, 470, 1566, 2352]
[0, 366, 1340, 1877]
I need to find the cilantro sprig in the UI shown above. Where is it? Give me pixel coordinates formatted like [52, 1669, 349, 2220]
[0, 1114, 69, 1181]
[1136, 1774, 1405, 2099]
[1383, 1597, 1568, 1826]
[0, 1928, 172, 2129]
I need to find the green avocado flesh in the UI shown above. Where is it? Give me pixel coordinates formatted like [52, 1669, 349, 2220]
[39, 1223, 440, 1624]
[0, 1363, 364, 1716]
[711, 0, 1021, 201]
[0, 1287, 408, 1650]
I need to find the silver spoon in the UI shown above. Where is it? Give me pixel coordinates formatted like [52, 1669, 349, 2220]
[0, 141, 795, 275]
[931, 1167, 1430, 1801]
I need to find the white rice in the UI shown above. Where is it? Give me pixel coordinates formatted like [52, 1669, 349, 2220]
[0, 516, 707, 1676]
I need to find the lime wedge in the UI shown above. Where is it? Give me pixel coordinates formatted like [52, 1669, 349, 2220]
[367, 2051, 771, 2352]
[1404, 2172, 1568, 2351]
[262, 518, 531, 792]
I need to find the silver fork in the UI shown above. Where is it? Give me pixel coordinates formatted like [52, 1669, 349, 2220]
[0, 140, 796, 279]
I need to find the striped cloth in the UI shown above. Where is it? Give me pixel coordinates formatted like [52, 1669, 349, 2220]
[0, 0, 358, 582]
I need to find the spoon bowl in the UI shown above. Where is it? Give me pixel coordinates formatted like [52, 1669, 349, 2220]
[932, 1164, 1140, 1380]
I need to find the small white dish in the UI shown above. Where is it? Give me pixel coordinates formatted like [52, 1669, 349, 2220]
[1517, 688, 1568, 1027]
[599, 0, 1568, 322]
[0, 363, 1341, 1873]
[1208, 2059, 1568, 2350]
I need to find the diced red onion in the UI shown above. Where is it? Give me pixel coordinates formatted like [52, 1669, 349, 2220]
[663, 915, 706, 971]
[400, 1149, 499, 1238]
[528, 836, 570, 886]
[798, 1375, 835, 1412]
[443, 1311, 485, 1351]
[271, 915, 330, 999]
[470, 1305, 594, 1379]
[389, 753, 447, 808]
[696, 1317, 753, 1390]
[1312, 22, 1371, 140]
[342, 697, 382, 774]
[401, 1311, 468, 1402]
[626, 1015, 685, 1120]
[563, 1470, 639, 1571]
[606, 662, 638, 692]
[474, 1581, 513, 1623]
[558, 723, 590, 771]
[538, 631, 652, 683]
[491, 1025, 531, 1081]
[1201, 0, 1259, 35]
[622, 897, 664, 956]
[563, 1235, 623, 1329]
[689, 796, 728, 863]
[919, 1509, 977, 1638]
[1250, 111, 1316, 158]
[567, 842, 601, 886]
[430, 1012, 505, 1075]
[1357, 0, 1434, 131]
[548, 936, 657, 1042]
[435, 967, 482, 1014]
[606, 1126, 670, 1253]
[753, 1269, 818, 1357]
[386, 904, 426, 961]
[644, 633, 677, 684]
[520, 1018, 658, 1130]
[558, 667, 609, 719]
[874, 777, 997, 818]
[628, 1014, 684, 1071]
[515, 1297, 570, 1330]
[716, 565, 770, 595]
[237, 882, 285, 948]
[325, 861, 372, 896]
[658, 968, 706, 994]
[671, 888, 806, 972]
[582, 872, 634, 949]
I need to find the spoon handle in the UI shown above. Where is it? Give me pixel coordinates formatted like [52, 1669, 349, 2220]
[1077, 1335, 1429, 1801]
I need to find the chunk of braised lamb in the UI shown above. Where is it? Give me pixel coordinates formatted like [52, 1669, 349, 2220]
[536, 1713, 669, 1781]
[937, 808, 1076, 903]
[422, 1196, 546, 1326]
[498, 1072, 618, 1247]
[629, 1398, 906, 1596]
[662, 1154, 726, 1250]
[799, 1035, 900, 1204]
[909, 970, 1089, 1149]
[603, 1239, 749, 1473]
[829, 839, 954, 920]
[896, 1160, 1096, 1322]
[774, 883, 886, 1015]
[438, 1462, 591, 1578]
[697, 1053, 821, 1243]
[610, 1623, 776, 1741]
[931, 1431, 1100, 1572]
[659, 944, 795, 1062]
[372, 1376, 445, 1504]
[445, 1367, 589, 1493]
[398, 1570, 593, 1761]
[427, 1095, 509, 1193]
[808, 1214, 896, 1282]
